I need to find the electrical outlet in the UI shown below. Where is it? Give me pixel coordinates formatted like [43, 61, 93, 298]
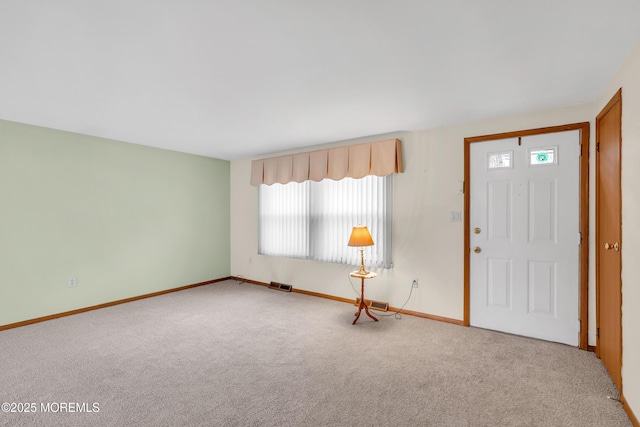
[412, 278, 418, 288]
[68, 277, 77, 288]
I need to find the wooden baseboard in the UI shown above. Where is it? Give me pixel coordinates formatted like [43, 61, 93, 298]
[0, 274, 464, 332]
[230, 276, 465, 326]
[0, 277, 231, 331]
[623, 395, 640, 427]
[391, 307, 465, 325]
[294, 287, 354, 304]
[587, 345, 596, 353]
[232, 276, 355, 304]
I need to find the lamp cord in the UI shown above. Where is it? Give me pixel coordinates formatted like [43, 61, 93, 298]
[347, 274, 415, 319]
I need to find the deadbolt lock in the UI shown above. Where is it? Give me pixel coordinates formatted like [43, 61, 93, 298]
[473, 246, 481, 253]
[604, 242, 620, 252]
[473, 227, 481, 234]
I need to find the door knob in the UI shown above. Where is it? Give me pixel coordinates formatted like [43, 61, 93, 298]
[473, 227, 481, 234]
[604, 242, 620, 251]
[473, 246, 481, 253]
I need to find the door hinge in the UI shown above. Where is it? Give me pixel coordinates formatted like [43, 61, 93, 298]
[596, 142, 600, 152]
[597, 327, 600, 338]
[579, 232, 583, 245]
[579, 143, 583, 157]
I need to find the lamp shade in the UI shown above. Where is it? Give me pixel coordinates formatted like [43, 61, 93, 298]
[348, 226, 374, 247]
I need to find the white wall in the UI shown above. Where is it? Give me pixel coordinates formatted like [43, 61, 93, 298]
[596, 39, 640, 421]
[230, 103, 593, 322]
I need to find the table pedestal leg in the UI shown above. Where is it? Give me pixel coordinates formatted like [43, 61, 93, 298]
[353, 277, 378, 325]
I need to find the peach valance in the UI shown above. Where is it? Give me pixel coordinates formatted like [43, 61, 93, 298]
[250, 139, 403, 186]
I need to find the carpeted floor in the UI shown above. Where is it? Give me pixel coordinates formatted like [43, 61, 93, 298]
[0, 280, 630, 426]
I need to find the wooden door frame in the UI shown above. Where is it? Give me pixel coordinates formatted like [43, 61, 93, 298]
[463, 123, 590, 350]
[595, 89, 623, 361]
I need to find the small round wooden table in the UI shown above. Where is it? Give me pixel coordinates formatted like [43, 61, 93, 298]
[350, 271, 378, 325]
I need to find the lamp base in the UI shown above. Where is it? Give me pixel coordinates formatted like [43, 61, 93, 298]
[357, 247, 369, 275]
[356, 266, 369, 275]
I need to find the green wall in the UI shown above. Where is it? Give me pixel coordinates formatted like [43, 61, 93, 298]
[0, 120, 230, 326]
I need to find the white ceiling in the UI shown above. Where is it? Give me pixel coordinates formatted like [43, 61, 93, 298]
[1, 1, 639, 160]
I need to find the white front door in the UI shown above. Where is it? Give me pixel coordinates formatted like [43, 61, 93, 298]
[469, 130, 580, 346]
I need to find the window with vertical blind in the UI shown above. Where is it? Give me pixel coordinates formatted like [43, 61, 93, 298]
[258, 175, 393, 269]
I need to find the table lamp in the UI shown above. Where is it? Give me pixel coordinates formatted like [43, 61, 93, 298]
[348, 226, 375, 275]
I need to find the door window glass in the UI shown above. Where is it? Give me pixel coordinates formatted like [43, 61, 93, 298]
[529, 147, 557, 166]
[487, 151, 513, 169]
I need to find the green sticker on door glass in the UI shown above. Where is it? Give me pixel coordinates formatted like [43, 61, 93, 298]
[529, 147, 556, 166]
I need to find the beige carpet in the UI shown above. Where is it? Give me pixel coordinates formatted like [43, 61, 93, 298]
[0, 280, 630, 426]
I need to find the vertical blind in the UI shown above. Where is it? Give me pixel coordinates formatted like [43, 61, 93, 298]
[259, 175, 392, 269]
